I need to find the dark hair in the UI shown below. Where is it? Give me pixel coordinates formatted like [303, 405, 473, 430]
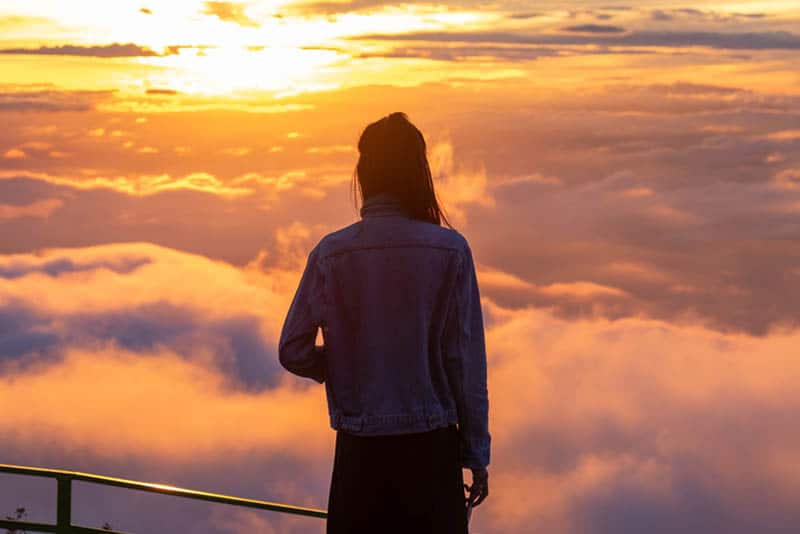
[352, 111, 453, 229]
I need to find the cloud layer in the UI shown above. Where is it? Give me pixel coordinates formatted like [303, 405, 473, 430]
[2, 242, 799, 533]
[2, 80, 797, 335]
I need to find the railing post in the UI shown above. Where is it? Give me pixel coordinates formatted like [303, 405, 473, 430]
[56, 475, 72, 534]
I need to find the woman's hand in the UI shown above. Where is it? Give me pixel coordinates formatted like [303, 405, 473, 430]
[464, 467, 489, 508]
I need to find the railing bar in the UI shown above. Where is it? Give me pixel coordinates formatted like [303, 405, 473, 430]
[70, 525, 133, 534]
[66, 476, 326, 517]
[0, 463, 327, 519]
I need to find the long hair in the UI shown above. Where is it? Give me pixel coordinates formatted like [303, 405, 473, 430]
[351, 112, 454, 229]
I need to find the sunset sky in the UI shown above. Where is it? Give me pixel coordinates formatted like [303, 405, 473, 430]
[1, 1, 799, 533]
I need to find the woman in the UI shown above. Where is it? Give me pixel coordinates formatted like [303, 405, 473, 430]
[278, 112, 490, 533]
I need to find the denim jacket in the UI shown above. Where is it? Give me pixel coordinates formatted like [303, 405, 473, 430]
[278, 191, 490, 470]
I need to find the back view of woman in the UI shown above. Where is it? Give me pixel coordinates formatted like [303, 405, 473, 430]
[278, 112, 490, 533]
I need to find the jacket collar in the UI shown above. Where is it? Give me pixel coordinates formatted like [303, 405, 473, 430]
[360, 191, 409, 219]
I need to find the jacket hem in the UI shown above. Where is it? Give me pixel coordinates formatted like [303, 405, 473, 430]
[329, 407, 459, 435]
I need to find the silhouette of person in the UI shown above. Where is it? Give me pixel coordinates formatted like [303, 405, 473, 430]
[278, 112, 490, 533]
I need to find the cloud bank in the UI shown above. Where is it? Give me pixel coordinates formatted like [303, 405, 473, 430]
[1, 242, 799, 533]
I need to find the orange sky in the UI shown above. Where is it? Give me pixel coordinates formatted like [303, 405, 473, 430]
[1, 2, 800, 533]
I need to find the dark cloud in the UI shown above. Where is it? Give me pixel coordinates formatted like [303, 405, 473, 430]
[650, 9, 672, 21]
[349, 29, 800, 50]
[560, 24, 626, 33]
[0, 43, 167, 58]
[65, 303, 283, 391]
[650, 8, 767, 23]
[507, 12, 543, 20]
[203, 1, 259, 27]
[672, 8, 768, 22]
[0, 246, 285, 391]
[354, 44, 658, 62]
[676, 8, 705, 17]
[145, 88, 180, 96]
[0, 255, 151, 279]
[648, 81, 742, 96]
[0, 303, 58, 364]
[355, 45, 563, 61]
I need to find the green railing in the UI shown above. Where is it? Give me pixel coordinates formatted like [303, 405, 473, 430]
[0, 463, 327, 534]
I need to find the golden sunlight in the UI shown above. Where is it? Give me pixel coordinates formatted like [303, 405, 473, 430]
[139, 46, 345, 95]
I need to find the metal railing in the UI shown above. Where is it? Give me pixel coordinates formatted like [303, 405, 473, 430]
[0, 463, 326, 534]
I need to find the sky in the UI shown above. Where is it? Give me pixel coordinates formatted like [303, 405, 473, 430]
[0, 1, 799, 532]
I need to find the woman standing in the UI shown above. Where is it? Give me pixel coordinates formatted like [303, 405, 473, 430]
[278, 112, 490, 533]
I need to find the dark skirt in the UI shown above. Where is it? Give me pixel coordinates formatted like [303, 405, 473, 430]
[326, 424, 468, 534]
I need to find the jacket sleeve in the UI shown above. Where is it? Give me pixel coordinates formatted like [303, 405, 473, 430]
[278, 245, 327, 384]
[443, 242, 491, 470]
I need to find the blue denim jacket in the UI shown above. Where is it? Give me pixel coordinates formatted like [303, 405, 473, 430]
[278, 191, 490, 470]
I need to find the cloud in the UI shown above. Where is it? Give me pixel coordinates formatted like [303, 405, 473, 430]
[0, 170, 253, 197]
[0, 88, 113, 112]
[0, 197, 63, 220]
[355, 45, 563, 61]
[477, 300, 800, 533]
[203, 1, 259, 27]
[304, 144, 353, 155]
[650, 8, 768, 23]
[145, 88, 179, 96]
[650, 9, 672, 21]
[508, 12, 543, 20]
[350, 29, 800, 50]
[428, 140, 494, 226]
[477, 264, 630, 313]
[0, 15, 57, 32]
[3, 148, 27, 159]
[0, 344, 333, 530]
[0, 172, 356, 272]
[764, 130, 800, 142]
[0, 43, 167, 58]
[283, 0, 402, 16]
[560, 24, 626, 33]
[1, 80, 798, 336]
[772, 168, 800, 190]
[97, 98, 314, 114]
[476, 156, 800, 334]
[0, 242, 300, 391]
[0, 252, 150, 279]
[221, 146, 252, 156]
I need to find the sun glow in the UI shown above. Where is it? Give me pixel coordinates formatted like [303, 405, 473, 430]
[137, 46, 345, 96]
